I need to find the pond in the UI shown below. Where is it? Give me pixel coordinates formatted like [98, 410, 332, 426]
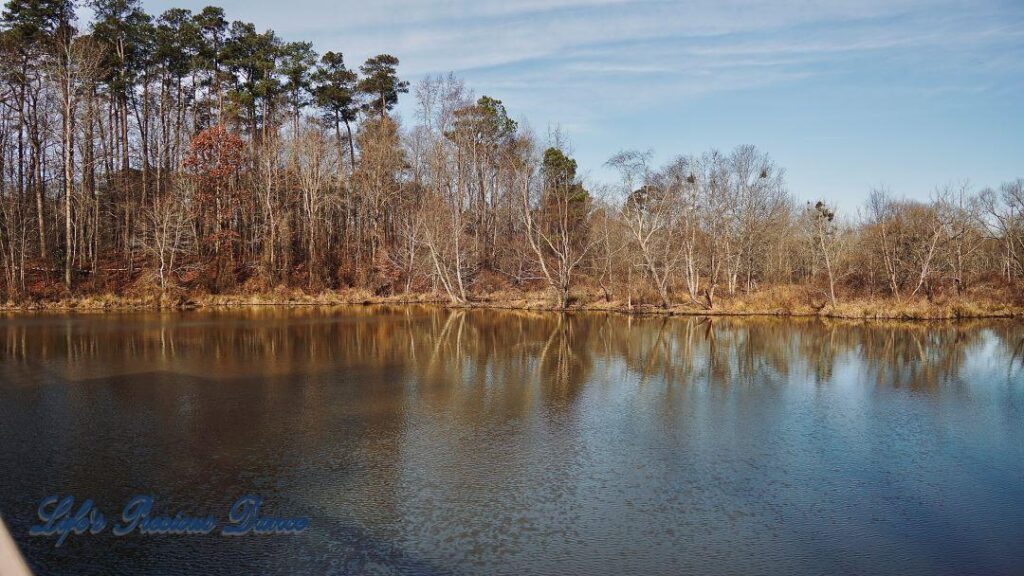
[1, 308, 1022, 575]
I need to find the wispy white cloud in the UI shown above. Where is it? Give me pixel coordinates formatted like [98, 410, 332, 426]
[140, 0, 1023, 100]
[137, 0, 1024, 202]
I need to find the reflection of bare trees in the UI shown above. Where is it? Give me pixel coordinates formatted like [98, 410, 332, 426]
[534, 314, 592, 406]
[0, 310, 1020, 399]
[1012, 338, 1024, 376]
[989, 324, 1024, 386]
[847, 324, 974, 391]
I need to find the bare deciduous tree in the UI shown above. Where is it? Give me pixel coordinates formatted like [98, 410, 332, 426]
[522, 144, 596, 309]
[805, 200, 843, 308]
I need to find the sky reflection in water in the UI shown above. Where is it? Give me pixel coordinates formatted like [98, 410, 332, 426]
[0, 308, 1022, 575]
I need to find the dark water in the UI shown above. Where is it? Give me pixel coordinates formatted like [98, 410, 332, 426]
[1, 308, 1023, 576]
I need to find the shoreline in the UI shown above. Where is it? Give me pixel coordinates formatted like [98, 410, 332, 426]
[0, 289, 1020, 321]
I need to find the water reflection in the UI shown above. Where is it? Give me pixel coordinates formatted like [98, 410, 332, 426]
[0, 309, 1022, 575]
[2, 308, 1020, 393]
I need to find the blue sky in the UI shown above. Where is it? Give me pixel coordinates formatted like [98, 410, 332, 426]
[136, 0, 1023, 210]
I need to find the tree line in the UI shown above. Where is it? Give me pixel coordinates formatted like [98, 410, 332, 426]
[1, 0, 1021, 309]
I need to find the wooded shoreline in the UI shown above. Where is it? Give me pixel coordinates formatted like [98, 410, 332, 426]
[1, 1, 1023, 317]
[2, 288, 1019, 320]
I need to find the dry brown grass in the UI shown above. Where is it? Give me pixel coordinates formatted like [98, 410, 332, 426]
[1, 284, 1019, 320]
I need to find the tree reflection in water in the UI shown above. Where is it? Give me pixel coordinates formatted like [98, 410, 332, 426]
[0, 308, 1021, 398]
[1, 308, 1023, 576]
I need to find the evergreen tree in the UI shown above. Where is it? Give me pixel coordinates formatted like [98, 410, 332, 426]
[357, 54, 407, 119]
[221, 20, 281, 138]
[1, 0, 74, 48]
[193, 5, 227, 123]
[279, 40, 316, 132]
[312, 50, 358, 170]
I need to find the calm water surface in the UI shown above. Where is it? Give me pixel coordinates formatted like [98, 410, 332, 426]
[1, 308, 1022, 575]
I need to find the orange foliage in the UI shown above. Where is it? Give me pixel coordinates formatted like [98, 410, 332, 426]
[182, 125, 246, 205]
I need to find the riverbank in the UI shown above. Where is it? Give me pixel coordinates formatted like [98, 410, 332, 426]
[0, 286, 1020, 320]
